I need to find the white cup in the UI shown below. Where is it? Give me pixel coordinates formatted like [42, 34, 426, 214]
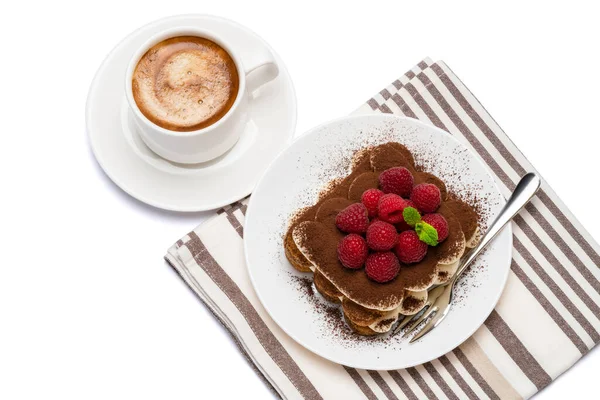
[125, 26, 279, 164]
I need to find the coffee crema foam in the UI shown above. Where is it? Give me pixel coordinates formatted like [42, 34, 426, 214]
[132, 36, 239, 132]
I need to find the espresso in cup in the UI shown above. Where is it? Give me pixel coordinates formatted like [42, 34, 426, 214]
[131, 36, 240, 132]
[126, 26, 279, 164]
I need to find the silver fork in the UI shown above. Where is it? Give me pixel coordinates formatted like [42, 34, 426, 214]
[393, 172, 541, 342]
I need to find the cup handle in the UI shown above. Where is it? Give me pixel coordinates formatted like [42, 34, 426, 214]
[244, 48, 279, 95]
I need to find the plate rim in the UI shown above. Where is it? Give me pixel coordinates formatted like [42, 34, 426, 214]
[245, 113, 513, 369]
[86, 14, 297, 212]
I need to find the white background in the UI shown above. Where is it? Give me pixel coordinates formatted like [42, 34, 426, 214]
[1, 1, 599, 398]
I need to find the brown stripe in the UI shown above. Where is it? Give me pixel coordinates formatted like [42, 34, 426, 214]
[387, 371, 418, 400]
[513, 235, 600, 340]
[430, 64, 600, 269]
[403, 82, 448, 130]
[344, 367, 377, 400]
[459, 338, 522, 400]
[404, 72, 554, 391]
[392, 79, 403, 90]
[240, 204, 248, 216]
[390, 76, 407, 91]
[367, 371, 399, 399]
[225, 213, 244, 238]
[394, 64, 600, 354]
[380, 88, 392, 100]
[237, 198, 250, 210]
[515, 212, 600, 317]
[525, 203, 600, 295]
[414, 72, 516, 190]
[222, 204, 244, 238]
[184, 233, 323, 400]
[422, 363, 460, 400]
[176, 239, 183, 247]
[375, 60, 428, 109]
[511, 258, 590, 353]
[389, 65, 430, 92]
[165, 255, 283, 399]
[406, 367, 439, 399]
[485, 310, 552, 390]
[368, 99, 394, 115]
[536, 190, 600, 267]
[429, 63, 600, 292]
[429, 63, 527, 176]
[414, 69, 600, 326]
[229, 201, 245, 214]
[453, 348, 500, 400]
[438, 355, 480, 400]
[367, 98, 379, 110]
[379, 103, 393, 114]
[412, 67, 597, 345]
[217, 208, 226, 214]
[391, 93, 418, 119]
[417, 60, 428, 69]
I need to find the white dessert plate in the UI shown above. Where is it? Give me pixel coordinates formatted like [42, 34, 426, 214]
[86, 15, 296, 212]
[245, 115, 512, 370]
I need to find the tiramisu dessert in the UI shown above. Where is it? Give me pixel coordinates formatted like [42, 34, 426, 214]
[284, 142, 480, 336]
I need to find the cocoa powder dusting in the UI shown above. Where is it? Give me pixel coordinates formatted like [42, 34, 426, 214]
[284, 139, 492, 343]
[376, 318, 396, 329]
[402, 295, 424, 311]
[348, 172, 380, 201]
[293, 144, 455, 310]
[370, 143, 416, 172]
[445, 199, 478, 240]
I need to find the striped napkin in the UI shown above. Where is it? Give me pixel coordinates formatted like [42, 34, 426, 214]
[165, 58, 600, 400]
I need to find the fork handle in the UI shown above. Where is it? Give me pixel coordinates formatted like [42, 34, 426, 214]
[452, 172, 541, 282]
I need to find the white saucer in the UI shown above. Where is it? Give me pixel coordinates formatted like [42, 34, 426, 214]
[86, 15, 297, 212]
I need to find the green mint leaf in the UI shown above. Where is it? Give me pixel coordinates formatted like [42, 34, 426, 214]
[415, 221, 439, 246]
[402, 207, 421, 227]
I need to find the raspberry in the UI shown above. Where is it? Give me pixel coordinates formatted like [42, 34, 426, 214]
[365, 252, 400, 283]
[337, 234, 368, 269]
[379, 167, 414, 197]
[404, 199, 417, 209]
[335, 203, 369, 233]
[422, 213, 449, 242]
[361, 189, 384, 218]
[394, 230, 428, 264]
[395, 199, 418, 232]
[396, 221, 411, 232]
[410, 183, 441, 213]
[366, 220, 398, 251]
[378, 194, 407, 224]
